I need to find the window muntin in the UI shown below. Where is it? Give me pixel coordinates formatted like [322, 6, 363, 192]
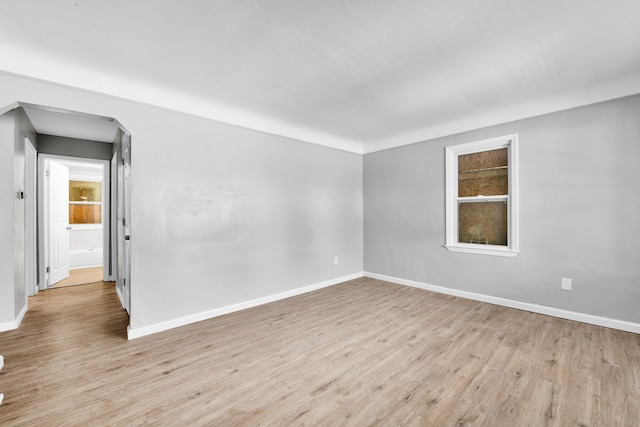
[445, 135, 518, 256]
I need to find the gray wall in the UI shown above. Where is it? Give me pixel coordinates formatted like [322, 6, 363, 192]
[0, 110, 16, 323]
[131, 113, 363, 327]
[15, 108, 36, 318]
[364, 95, 640, 324]
[38, 134, 113, 160]
[0, 73, 363, 332]
[0, 107, 36, 324]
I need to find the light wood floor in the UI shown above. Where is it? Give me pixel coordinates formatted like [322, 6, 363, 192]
[52, 266, 104, 288]
[0, 278, 638, 426]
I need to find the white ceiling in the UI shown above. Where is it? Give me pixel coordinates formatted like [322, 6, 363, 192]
[22, 106, 119, 143]
[2, 1, 640, 153]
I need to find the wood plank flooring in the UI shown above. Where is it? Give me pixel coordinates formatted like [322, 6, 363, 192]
[52, 266, 104, 288]
[0, 277, 638, 426]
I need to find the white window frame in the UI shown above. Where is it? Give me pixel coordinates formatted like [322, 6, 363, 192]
[445, 134, 519, 257]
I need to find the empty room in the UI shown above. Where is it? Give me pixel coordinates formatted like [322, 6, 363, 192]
[1, 1, 639, 425]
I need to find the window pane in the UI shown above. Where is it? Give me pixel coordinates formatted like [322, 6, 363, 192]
[69, 204, 102, 224]
[458, 148, 508, 197]
[69, 181, 102, 202]
[458, 201, 507, 246]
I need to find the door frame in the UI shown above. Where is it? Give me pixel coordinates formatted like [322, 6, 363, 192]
[25, 137, 37, 296]
[116, 132, 131, 314]
[38, 154, 111, 290]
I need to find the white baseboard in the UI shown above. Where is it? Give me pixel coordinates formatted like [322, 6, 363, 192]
[0, 320, 15, 333]
[127, 272, 364, 340]
[364, 272, 640, 334]
[115, 285, 125, 310]
[0, 303, 28, 333]
[69, 264, 102, 270]
[128, 269, 640, 339]
[16, 303, 27, 328]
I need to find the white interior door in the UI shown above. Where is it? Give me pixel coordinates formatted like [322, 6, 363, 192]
[48, 160, 70, 286]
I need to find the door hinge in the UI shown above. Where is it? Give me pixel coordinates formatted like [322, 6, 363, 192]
[123, 278, 126, 287]
[46, 170, 50, 177]
[122, 218, 126, 226]
[46, 266, 50, 273]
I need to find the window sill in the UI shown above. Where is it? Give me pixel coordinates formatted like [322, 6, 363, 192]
[445, 244, 519, 257]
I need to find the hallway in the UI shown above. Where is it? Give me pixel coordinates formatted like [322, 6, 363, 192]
[0, 282, 128, 424]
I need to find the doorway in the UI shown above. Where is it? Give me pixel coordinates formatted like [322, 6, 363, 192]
[17, 103, 132, 317]
[39, 155, 110, 289]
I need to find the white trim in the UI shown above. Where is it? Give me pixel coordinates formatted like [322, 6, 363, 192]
[127, 272, 364, 339]
[70, 265, 102, 270]
[127, 270, 640, 339]
[445, 134, 519, 256]
[37, 156, 48, 290]
[109, 151, 118, 282]
[115, 282, 125, 310]
[24, 137, 38, 296]
[446, 134, 515, 154]
[444, 244, 519, 257]
[364, 272, 640, 335]
[0, 303, 28, 333]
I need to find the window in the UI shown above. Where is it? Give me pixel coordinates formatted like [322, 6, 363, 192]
[69, 180, 102, 225]
[445, 134, 519, 256]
